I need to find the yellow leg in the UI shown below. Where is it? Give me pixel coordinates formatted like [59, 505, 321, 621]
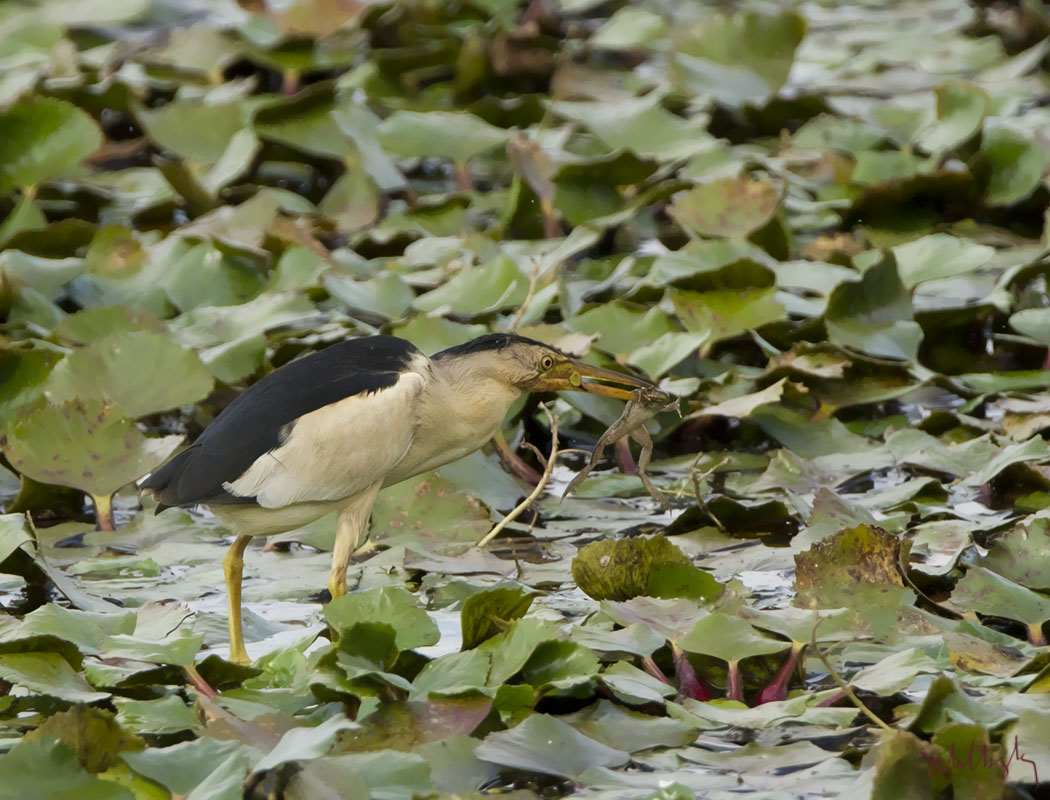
[223, 535, 252, 665]
[328, 484, 382, 600]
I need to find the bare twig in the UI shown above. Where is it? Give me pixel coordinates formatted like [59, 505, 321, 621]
[809, 612, 892, 732]
[479, 404, 559, 549]
[689, 454, 728, 531]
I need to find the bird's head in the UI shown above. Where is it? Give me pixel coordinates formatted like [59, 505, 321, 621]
[435, 334, 656, 401]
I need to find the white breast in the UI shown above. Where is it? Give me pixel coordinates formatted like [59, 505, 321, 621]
[224, 370, 427, 508]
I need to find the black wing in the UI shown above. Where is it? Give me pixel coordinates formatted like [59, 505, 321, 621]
[141, 335, 422, 508]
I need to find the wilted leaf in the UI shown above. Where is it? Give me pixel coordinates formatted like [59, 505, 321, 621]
[794, 524, 909, 637]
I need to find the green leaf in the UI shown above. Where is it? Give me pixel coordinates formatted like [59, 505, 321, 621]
[646, 563, 723, 603]
[551, 97, 714, 159]
[411, 650, 491, 697]
[0, 345, 61, 430]
[254, 713, 359, 772]
[0, 512, 34, 563]
[982, 125, 1049, 206]
[678, 613, 789, 662]
[477, 714, 629, 780]
[324, 586, 439, 651]
[1, 398, 181, 498]
[891, 234, 994, 288]
[121, 739, 257, 797]
[950, 566, 1050, 628]
[0, 652, 109, 703]
[53, 306, 165, 346]
[480, 617, 562, 685]
[1010, 308, 1050, 346]
[590, 8, 667, 50]
[413, 255, 528, 315]
[825, 253, 922, 360]
[977, 519, 1050, 591]
[0, 97, 102, 192]
[918, 81, 988, 153]
[670, 282, 784, 345]
[46, 330, 214, 419]
[569, 699, 697, 753]
[136, 100, 249, 163]
[101, 630, 204, 667]
[114, 696, 198, 735]
[566, 303, 676, 358]
[521, 640, 599, 687]
[461, 585, 536, 650]
[0, 736, 133, 800]
[669, 177, 781, 239]
[324, 271, 412, 320]
[377, 110, 510, 163]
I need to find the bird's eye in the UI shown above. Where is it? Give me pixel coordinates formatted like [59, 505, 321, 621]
[540, 356, 555, 370]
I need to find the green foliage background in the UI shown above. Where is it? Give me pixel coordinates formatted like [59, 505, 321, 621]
[3, 0, 1050, 797]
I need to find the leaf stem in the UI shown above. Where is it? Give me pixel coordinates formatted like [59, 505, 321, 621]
[91, 493, 115, 531]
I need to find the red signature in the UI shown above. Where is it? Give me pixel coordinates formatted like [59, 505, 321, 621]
[919, 736, 1038, 786]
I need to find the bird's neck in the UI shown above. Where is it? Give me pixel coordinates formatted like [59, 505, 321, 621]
[385, 355, 523, 483]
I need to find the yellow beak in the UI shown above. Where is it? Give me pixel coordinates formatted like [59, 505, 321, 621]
[531, 359, 656, 401]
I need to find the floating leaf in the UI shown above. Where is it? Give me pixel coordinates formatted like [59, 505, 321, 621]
[678, 613, 789, 663]
[825, 254, 922, 360]
[461, 585, 537, 650]
[891, 234, 994, 288]
[1, 398, 181, 498]
[0, 652, 109, 703]
[982, 125, 1049, 206]
[325, 587, 439, 651]
[669, 177, 780, 239]
[0, 97, 102, 192]
[794, 524, 909, 638]
[475, 714, 629, 779]
[377, 111, 510, 163]
[46, 331, 214, 419]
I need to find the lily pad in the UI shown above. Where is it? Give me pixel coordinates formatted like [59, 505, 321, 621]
[325, 587, 440, 651]
[475, 713, 629, 780]
[0, 97, 102, 193]
[669, 177, 781, 240]
[46, 330, 214, 419]
[982, 125, 1049, 206]
[825, 253, 922, 360]
[0, 398, 181, 499]
[377, 111, 510, 163]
